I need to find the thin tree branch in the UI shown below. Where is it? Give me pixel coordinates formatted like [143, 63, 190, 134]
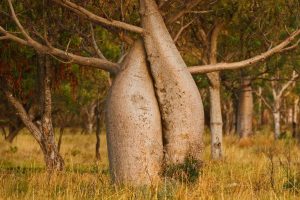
[280, 39, 300, 52]
[166, 0, 202, 25]
[3, 90, 42, 142]
[189, 29, 300, 74]
[173, 19, 194, 42]
[90, 23, 107, 60]
[277, 71, 299, 98]
[254, 90, 272, 111]
[1, 0, 120, 74]
[52, 0, 144, 34]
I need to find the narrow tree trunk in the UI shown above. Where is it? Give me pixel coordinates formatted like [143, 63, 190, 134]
[257, 87, 263, 126]
[223, 99, 234, 135]
[57, 127, 64, 153]
[140, 0, 204, 164]
[237, 77, 253, 138]
[292, 97, 299, 138]
[81, 103, 96, 134]
[273, 111, 281, 139]
[208, 73, 223, 159]
[95, 100, 102, 161]
[106, 40, 163, 186]
[38, 55, 64, 171]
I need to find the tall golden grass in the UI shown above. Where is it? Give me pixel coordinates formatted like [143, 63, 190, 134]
[0, 129, 299, 199]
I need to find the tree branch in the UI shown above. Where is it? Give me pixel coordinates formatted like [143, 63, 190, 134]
[1, 0, 120, 74]
[173, 19, 194, 42]
[52, 0, 144, 34]
[277, 71, 299, 98]
[3, 90, 42, 142]
[166, 0, 202, 25]
[90, 23, 107, 60]
[254, 90, 272, 111]
[189, 29, 300, 74]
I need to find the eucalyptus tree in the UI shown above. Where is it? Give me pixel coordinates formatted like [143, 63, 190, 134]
[254, 55, 299, 139]
[1, 0, 300, 185]
[174, 0, 300, 157]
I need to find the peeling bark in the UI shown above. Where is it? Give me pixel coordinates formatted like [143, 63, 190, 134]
[140, 0, 204, 164]
[106, 40, 163, 186]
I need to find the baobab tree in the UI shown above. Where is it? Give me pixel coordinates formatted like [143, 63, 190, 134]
[1, 0, 300, 186]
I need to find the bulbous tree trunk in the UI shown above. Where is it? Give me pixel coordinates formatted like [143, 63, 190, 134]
[237, 77, 253, 138]
[106, 40, 163, 186]
[140, 0, 204, 164]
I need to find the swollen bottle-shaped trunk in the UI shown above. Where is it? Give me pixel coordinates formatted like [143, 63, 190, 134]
[105, 40, 163, 186]
[140, 0, 204, 164]
[237, 77, 253, 138]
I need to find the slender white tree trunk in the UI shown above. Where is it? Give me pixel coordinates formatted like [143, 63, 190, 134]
[208, 73, 222, 159]
[106, 40, 163, 186]
[140, 0, 204, 164]
[237, 77, 253, 138]
[273, 110, 281, 139]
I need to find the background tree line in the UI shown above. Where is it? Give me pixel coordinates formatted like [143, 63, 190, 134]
[0, 0, 299, 186]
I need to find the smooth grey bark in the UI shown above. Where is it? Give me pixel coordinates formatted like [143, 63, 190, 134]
[237, 77, 253, 138]
[208, 73, 223, 159]
[106, 40, 163, 186]
[273, 108, 281, 139]
[140, 0, 204, 164]
[270, 71, 298, 139]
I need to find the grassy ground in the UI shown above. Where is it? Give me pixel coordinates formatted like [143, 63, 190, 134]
[0, 129, 300, 200]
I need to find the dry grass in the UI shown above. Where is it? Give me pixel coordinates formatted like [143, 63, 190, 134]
[0, 129, 300, 200]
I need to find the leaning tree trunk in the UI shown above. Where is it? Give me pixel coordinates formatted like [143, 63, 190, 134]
[106, 40, 163, 186]
[237, 77, 253, 138]
[208, 73, 223, 159]
[140, 0, 204, 165]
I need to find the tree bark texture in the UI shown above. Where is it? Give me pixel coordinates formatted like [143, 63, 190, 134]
[208, 73, 223, 159]
[140, 0, 204, 164]
[106, 40, 163, 186]
[37, 55, 64, 171]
